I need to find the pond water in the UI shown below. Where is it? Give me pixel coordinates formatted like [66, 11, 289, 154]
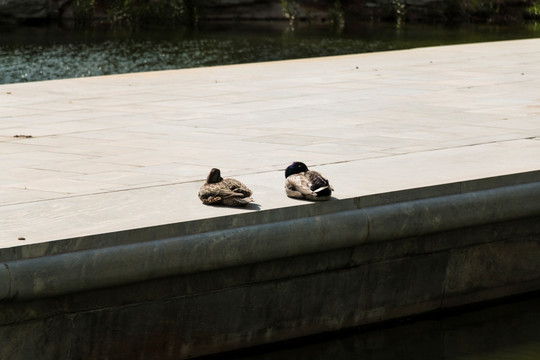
[1, 21, 539, 84]
[231, 295, 540, 360]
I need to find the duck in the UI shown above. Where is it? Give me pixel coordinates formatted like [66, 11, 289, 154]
[284, 161, 333, 201]
[198, 168, 253, 207]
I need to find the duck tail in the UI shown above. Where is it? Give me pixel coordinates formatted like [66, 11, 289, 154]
[223, 196, 253, 207]
[238, 197, 253, 204]
[313, 186, 331, 198]
[313, 186, 329, 193]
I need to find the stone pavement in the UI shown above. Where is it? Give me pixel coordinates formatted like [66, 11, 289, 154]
[1, 38, 539, 248]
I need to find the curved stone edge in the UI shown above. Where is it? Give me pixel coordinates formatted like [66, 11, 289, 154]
[1, 181, 539, 301]
[3, 170, 538, 263]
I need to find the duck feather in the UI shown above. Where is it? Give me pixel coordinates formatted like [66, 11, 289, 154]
[198, 169, 253, 207]
[285, 170, 333, 201]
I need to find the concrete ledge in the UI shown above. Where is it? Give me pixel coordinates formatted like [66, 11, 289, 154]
[1, 174, 539, 302]
[1, 173, 539, 359]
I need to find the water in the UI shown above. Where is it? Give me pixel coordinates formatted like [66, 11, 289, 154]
[1, 21, 540, 84]
[231, 295, 540, 360]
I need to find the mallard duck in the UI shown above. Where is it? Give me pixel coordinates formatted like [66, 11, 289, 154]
[284, 161, 333, 201]
[198, 168, 253, 207]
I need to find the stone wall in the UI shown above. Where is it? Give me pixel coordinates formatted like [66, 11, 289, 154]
[0, 0, 70, 21]
[0, 0, 48, 20]
[0, 0, 534, 23]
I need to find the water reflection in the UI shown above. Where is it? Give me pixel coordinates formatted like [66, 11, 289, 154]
[1, 21, 539, 84]
[233, 296, 540, 360]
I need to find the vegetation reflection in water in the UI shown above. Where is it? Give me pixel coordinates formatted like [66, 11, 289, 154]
[0, 21, 539, 84]
[233, 295, 540, 360]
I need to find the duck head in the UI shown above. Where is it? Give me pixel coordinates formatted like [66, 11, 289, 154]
[207, 168, 223, 183]
[285, 162, 309, 178]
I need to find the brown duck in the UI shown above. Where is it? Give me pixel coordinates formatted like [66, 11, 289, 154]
[198, 168, 253, 207]
[284, 161, 333, 201]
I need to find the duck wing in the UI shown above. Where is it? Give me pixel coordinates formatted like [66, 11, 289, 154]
[306, 171, 332, 191]
[199, 178, 253, 206]
[199, 179, 252, 198]
[285, 171, 333, 200]
[198, 183, 225, 204]
[306, 170, 333, 199]
[285, 173, 315, 198]
[221, 178, 253, 198]
[222, 196, 253, 206]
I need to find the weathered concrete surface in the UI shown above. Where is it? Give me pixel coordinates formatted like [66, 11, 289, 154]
[0, 40, 540, 358]
[1, 39, 540, 249]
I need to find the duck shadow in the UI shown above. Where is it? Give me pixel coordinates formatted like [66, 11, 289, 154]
[243, 202, 262, 211]
[205, 202, 262, 211]
[286, 196, 339, 202]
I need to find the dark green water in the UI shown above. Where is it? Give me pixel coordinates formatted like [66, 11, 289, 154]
[231, 295, 540, 360]
[1, 21, 539, 84]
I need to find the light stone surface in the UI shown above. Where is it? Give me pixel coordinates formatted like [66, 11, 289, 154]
[1, 39, 539, 247]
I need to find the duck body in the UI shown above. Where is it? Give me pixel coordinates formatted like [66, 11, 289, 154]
[284, 162, 333, 201]
[198, 168, 253, 207]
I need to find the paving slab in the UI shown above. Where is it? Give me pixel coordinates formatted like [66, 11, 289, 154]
[1, 38, 539, 248]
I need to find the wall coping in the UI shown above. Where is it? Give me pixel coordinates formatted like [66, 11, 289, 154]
[1, 170, 540, 301]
